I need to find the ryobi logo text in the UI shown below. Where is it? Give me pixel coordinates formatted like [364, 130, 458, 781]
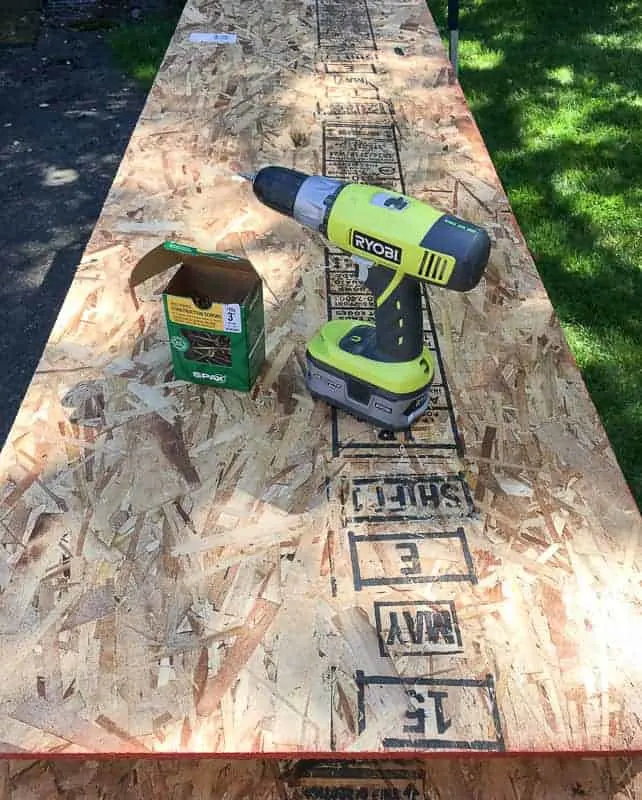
[351, 230, 402, 265]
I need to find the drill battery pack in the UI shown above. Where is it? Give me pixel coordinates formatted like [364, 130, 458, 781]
[305, 319, 434, 430]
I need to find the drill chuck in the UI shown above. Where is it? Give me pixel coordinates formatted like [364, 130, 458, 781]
[250, 166, 308, 218]
[250, 166, 344, 233]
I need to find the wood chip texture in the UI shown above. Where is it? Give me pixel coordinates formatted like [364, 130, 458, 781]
[0, 0, 640, 757]
[3, 757, 642, 800]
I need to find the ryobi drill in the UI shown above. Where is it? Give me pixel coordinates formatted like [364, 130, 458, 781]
[242, 166, 490, 430]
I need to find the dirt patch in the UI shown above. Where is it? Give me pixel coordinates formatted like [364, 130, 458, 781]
[0, 0, 42, 45]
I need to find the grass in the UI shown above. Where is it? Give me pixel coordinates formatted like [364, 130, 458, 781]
[106, 4, 184, 88]
[429, 0, 642, 507]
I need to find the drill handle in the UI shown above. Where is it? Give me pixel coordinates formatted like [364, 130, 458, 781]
[362, 264, 424, 362]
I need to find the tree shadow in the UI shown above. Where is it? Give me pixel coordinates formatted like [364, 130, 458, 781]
[428, 0, 642, 503]
[0, 22, 148, 446]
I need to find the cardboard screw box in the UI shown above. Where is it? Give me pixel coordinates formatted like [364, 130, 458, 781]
[130, 241, 265, 391]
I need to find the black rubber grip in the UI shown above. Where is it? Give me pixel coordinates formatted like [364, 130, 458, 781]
[363, 265, 423, 362]
[420, 214, 491, 292]
[252, 166, 308, 218]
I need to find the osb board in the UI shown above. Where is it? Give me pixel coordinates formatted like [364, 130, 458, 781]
[0, 0, 640, 757]
[2, 757, 642, 799]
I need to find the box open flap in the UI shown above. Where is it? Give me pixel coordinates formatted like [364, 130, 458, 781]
[130, 241, 253, 289]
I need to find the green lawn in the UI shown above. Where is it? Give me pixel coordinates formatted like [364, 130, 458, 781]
[107, 4, 184, 88]
[429, 0, 642, 507]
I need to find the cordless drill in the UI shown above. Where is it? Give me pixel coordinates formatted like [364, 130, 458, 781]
[242, 166, 490, 430]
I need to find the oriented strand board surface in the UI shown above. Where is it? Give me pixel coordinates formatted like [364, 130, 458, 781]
[3, 757, 642, 799]
[0, 0, 640, 756]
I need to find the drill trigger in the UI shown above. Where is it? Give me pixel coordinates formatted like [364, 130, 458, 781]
[351, 255, 374, 282]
